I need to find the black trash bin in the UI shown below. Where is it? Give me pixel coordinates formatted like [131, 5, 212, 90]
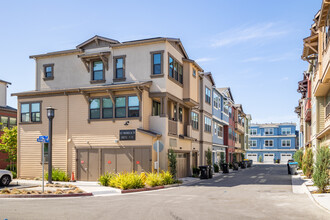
[222, 163, 229, 173]
[208, 165, 213, 179]
[199, 166, 209, 179]
[239, 161, 245, 169]
[248, 160, 253, 167]
[233, 162, 239, 170]
[243, 160, 248, 168]
[288, 162, 298, 175]
[287, 159, 294, 174]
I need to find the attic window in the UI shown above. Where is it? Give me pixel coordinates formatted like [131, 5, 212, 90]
[43, 64, 54, 80]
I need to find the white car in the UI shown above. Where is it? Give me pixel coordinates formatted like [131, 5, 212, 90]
[0, 169, 13, 186]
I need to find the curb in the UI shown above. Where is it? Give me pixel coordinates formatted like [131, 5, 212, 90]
[121, 186, 164, 194]
[294, 174, 330, 214]
[0, 192, 93, 198]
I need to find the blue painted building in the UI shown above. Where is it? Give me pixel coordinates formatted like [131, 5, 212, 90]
[246, 123, 297, 164]
[212, 88, 229, 164]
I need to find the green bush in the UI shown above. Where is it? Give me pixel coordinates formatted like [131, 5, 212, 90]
[229, 163, 233, 169]
[45, 168, 70, 182]
[206, 148, 212, 165]
[293, 149, 304, 169]
[213, 163, 219, 173]
[110, 172, 144, 190]
[192, 167, 200, 175]
[11, 171, 17, 179]
[5, 164, 16, 172]
[168, 149, 177, 178]
[146, 173, 163, 187]
[303, 148, 314, 178]
[312, 146, 330, 193]
[160, 171, 174, 185]
[258, 155, 262, 162]
[98, 172, 114, 186]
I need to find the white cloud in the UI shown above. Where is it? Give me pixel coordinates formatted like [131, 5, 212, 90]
[211, 22, 289, 48]
[281, 77, 289, 81]
[241, 57, 264, 62]
[252, 114, 298, 125]
[195, 57, 216, 63]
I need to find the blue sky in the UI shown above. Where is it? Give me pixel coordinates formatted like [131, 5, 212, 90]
[0, 0, 322, 124]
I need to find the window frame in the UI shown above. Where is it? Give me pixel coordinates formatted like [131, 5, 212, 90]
[167, 53, 183, 86]
[217, 124, 223, 138]
[281, 127, 291, 135]
[281, 139, 291, 147]
[113, 55, 126, 82]
[249, 140, 257, 147]
[179, 107, 183, 122]
[90, 60, 105, 84]
[43, 64, 54, 80]
[20, 101, 42, 124]
[152, 100, 161, 116]
[264, 140, 274, 147]
[204, 116, 212, 133]
[128, 96, 140, 118]
[191, 112, 199, 130]
[264, 128, 274, 135]
[250, 128, 257, 135]
[205, 87, 211, 104]
[150, 50, 164, 77]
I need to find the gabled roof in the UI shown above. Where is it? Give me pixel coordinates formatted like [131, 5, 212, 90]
[318, 0, 330, 27]
[76, 35, 120, 49]
[0, 105, 16, 112]
[200, 72, 215, 86]
[0, 79, 11, 85]
[218, 87, 234, 103]
[233, 104, 245, 115]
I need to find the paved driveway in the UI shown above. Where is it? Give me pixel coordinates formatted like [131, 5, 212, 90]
[0, 165, 329, 220]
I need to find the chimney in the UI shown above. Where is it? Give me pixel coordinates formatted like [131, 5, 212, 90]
[0, 80, 11, 107]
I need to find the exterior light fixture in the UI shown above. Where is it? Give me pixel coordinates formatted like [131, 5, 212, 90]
[47, 107, 55, 184]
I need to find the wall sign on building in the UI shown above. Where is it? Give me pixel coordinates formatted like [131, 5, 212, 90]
[119, 129, 136, 141]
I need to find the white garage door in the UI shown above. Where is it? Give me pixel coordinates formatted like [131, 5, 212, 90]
[264, 153, 274, 163]
[247, 153, 258, 162]
[280, 153, 292, 164]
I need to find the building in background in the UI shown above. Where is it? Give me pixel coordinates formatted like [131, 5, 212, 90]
[0, 80, 17, 169]
[246, 123, 297, 163]
[233, 104, 245, 162]
[244, 114, 252, 152]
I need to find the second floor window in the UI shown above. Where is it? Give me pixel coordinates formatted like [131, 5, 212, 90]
[217, 124, 223, 138]
[264, 140, 273, 147]
[249, 140, 257, 147]
[191, 112, 199, 130]
[89, 98, 113, 119]
[152, 53, 162, 75]
[281, 128, 291, 135]
[213, 92, 218, 108]
[115, 97, 126, 118]
[93, 61, 104, 81]
[193, 68, 196, 77]
[168, 55, 183, 84]
[179, 107, 183, 122]
[128, 96, 140, 117]
[21, 102, 41, 123]
[265, 128, 274, 135]
[205, 87, 211, 104]
[115, 58, 124, 79]
[43, 64, 54, 79]
[204, 116, 212, 133]
[152, 101, 161, 116]
[281, 140, 291, 147]
[250, 129, 257, 135]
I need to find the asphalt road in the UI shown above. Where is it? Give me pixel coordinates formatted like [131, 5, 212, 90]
[0, 165, 329, 220]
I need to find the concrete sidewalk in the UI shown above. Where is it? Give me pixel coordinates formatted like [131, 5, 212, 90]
[291, 171, 330, 213]
[11, 179, 121, 197]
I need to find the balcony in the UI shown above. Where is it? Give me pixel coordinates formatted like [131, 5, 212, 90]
[168, 119, 178, 135]
[305, 98, 311, 122]
[235, 121, 244, 134]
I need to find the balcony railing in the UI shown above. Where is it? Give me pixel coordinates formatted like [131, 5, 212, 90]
[168, 120, 178, 135]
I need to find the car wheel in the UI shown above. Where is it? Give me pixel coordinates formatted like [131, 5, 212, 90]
[0, 175, 11, 186]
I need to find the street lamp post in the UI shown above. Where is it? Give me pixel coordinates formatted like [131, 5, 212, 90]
[47, 107, 55, 184]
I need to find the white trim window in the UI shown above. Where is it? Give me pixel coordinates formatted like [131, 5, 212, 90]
[217, 124, 223, 138]
[264, 140, 273, 147]
[281, 140, 291, 147]
[250, 129, 257, 135]
[281, 128, 291, 135]
[249, 140, 257, 147]
[213, 92, 218, 109]
[264, 128, 274, 135]
[214, 123, 217, 135]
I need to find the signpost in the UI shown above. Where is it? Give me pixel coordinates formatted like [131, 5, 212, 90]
[153, 140, 164, 174]
[37, 136, 49, 193]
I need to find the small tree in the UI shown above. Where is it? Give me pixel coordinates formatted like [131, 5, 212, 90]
[206, 148, 212, 166]
[233, 153, 237, 163]
[293, 149, 303, 169]
[258, 155, 262, 162]
[168, 149, 177, 179]
[220, 152, 225, 163]
[0, 126, 17, 171]
[312, 146, 330, 193]
[302, 148, 314, 178]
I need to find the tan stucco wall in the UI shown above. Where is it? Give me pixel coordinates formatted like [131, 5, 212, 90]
[0, 82, 7, 107]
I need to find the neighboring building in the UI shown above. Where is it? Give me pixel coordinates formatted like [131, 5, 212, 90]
[0, 80, 17, 169]
[246, 123, 297, 163]
[13, 35, 217, 180]
[233, 104, 245, 162]
[244, 114, 252, 151]
[296, 1, 330, 157]
[212, 88, 228, 164]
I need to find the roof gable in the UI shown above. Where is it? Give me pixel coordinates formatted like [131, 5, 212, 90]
[218, 87, 234, 102]
[76, 35, 120, 50]
[168, 40, 188, 59]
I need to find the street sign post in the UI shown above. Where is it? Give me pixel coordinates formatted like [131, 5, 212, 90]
[153, 140, 164, 174]
[37, 136, 49, 193]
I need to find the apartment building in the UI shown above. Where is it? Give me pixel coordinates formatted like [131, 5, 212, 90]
[296, 0, 330, 155]
[233, 104, 245, 162]
[245, 114, 252, 152]
[0, 80, 17, 169]
[246, 123, 297, 163]
[212, 88, 229, 164]
[13, 35, 211, 180]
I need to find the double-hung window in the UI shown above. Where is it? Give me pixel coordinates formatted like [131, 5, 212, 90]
[152, 53, 162, 75]
[114, 56, 126, 81]
[250, 129, 257, 135]
[92, 61, 104, 81]
[249, 140, 257, 147]
[0, 116, 8, 129]
[179, 107, 183, 122]
[193, 68, 196, 77]
[281, 140, 291, 147]
[191, 112, 199, 130]
[43, 64, 54, 80]
[169, 57, 174, 78]
[281, 128, 291, 135]
[205, 87, 211, 104]
[217, 124, 223, 138]
[90, 99, 101, 119]
[128, 96, 140, 117]
[20, 102, 41, 123]
[264, 128, 274, 135]
[102, 98, 113, 118]
[89, 98, 113, 119]
[204, 116, 212, 133]
[168, 55, 183, 84]
[115, 97, 126, 118]
[152, 101, 161, 116]
[264, 140, 273, 147]
[213, 92, 218, 108]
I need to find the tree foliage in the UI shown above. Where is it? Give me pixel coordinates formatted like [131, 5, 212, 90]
[206, 148, 212, 166]
[168, 149, 177, 179]
[312, 146, 330, 193]
[302, 147, 314, 178]
[293, 149, 304, 169]
[0, 126, 17, 170]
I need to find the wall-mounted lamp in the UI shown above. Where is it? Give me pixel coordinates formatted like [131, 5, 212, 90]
[124, 121, 130, 126]
[114, 139, 119, 143]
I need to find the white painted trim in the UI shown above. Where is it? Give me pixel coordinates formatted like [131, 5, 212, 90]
[264, 139, 274, 147]
[250, 135, 296, 138]
[246, 149, 296, 152]
[281, 139, 291, 147]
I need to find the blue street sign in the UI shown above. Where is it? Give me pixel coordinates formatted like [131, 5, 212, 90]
[37, 136, 49, 143]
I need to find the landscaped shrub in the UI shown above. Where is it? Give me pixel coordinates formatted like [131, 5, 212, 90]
[45, 168, 70, 182]
[258, 155, 262, 162]
[293, 149, 304, 169]
[229, 163, 233, 169]
[192, 167, 200, 176]
[213, 163, 219, 173]
[303, 148, 314, 178]
[110, 172, 144, 190]
[312, 146, 330, 193]
[206, 148, 212, 166]
[98, 172, 114, 186]
[168, 149, 177, 178]
[146, 172, 163, 187]
[160, 171, 174, 185]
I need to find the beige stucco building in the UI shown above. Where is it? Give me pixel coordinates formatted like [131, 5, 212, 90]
[13, 35, 215, 180]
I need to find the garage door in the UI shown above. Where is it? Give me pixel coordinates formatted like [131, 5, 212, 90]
[247, 153, 258, 163]
[263, 153, 274, 163]
[280, 153, 292, 164]
[176, 153, 188, 178]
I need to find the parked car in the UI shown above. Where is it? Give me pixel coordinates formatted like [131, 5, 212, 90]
[0, 169, 13, 186]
